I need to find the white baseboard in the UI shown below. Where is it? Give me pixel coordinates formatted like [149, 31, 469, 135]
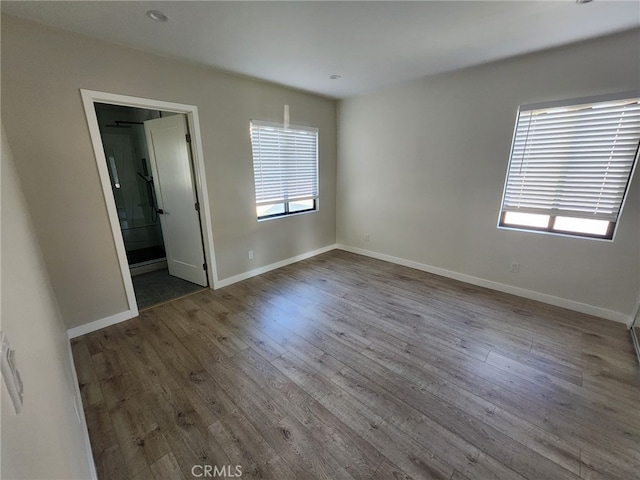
[67, 309, 137, 339]
[67, 242, 632, 338]
[336, 244, 632, 326]
[216, 244, 338, 288]
[130, 260, 167, 276]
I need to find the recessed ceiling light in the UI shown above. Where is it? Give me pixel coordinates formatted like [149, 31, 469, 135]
[330, 75, 342, 80]
[575, 0, 593, 4]
[147, 10, 168, 22]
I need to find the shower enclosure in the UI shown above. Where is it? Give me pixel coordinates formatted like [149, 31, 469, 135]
[95, 103, 166, 267]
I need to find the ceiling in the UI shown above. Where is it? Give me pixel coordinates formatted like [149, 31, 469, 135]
[2, 1, 639, 99]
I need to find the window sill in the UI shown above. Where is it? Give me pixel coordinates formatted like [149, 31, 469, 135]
[257, 209, 318, 222]
[497, 224, 615, 242]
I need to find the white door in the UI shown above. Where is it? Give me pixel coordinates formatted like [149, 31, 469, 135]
[144, 115, 208, 287]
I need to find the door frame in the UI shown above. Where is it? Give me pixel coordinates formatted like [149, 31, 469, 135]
[81, 89, 220, 317]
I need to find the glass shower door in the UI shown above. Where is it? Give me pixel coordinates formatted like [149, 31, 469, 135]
[101, 126, 165, 266]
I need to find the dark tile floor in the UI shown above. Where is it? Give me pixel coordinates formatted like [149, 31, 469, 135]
[132, 268, 205, 310]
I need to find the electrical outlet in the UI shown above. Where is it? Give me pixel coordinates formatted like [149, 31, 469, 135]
[364, 234, 370, 242]
[248, 250, 254, 260]
[510, 262, 520, 273]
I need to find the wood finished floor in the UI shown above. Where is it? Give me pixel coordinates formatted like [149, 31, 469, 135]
[72, 250, 640, 480]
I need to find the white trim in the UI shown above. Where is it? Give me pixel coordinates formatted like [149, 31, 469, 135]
[251, 119, 318, 133]
[216, 244, 337, 288]
[130, 260, 168, 276]
[66, 343, 98, 479]
[67, 310, 136, 339]
[257, 207, 319, 222]
[185, 106, 220, 288]
[496, 224, 615, 243]
[80, 90, 221, 316]
[80, 90, 139, 316]
[336, 244, 633, 326]
[67, 240, 633, 338]
[520, 89, 640, 112]
[631, 298, 640, 331]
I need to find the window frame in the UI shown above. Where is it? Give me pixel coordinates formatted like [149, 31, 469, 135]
[497, 91, 640, 241]
[257, 199, 318, 222]
[250, 120, 319, 221]
[498, 211, 616, 241]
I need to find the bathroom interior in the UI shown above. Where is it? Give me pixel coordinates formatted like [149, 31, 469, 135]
[95, 103, 205, 309]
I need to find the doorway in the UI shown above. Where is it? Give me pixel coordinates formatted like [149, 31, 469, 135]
[95, 103, 207, 309]
[82, 90, 219, 318]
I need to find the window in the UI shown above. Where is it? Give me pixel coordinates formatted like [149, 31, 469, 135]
[250, 120, 319, 220]
[499, 92, 640, 240]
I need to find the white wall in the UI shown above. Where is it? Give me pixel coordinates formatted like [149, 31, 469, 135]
[337, 29, 640, 322]
[1, 126, 95, 479]
[1, 15, 337, 330]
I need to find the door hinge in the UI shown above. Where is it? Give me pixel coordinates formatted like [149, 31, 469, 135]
[203, 263, 208, 271]
[195, 202, 200, 212]
[185, 133, 192, 143]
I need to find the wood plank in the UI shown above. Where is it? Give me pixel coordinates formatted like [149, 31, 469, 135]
[168, 298, 250, 357]
[83, 401, 119, 462]
[208, 409, 279, 480]
[260, 454, 323, 480]
[148, 452, 186, 480]
[129, 467, 156, 480]
[186, 295, 288, 361]
[93, 444, 128, 480]
[233, 348, 382, 480]
[370, 459, 415, 480]
[71, 338, 104, 406]
[271, 351, 342, 402]
[485, 351, 640, 431]
[267, 414, 357, 480]
[144, 389, 231, 478]
[579, 446, 640, 480]
[108, 392, 171, 478]
[332, 364, 559, 480]
[356, 340, 583, 475]
[318, 388, 455, 480]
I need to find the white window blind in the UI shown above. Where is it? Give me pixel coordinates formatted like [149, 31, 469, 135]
[251, 120, 318, 206]
[501, 94, 640, 223]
